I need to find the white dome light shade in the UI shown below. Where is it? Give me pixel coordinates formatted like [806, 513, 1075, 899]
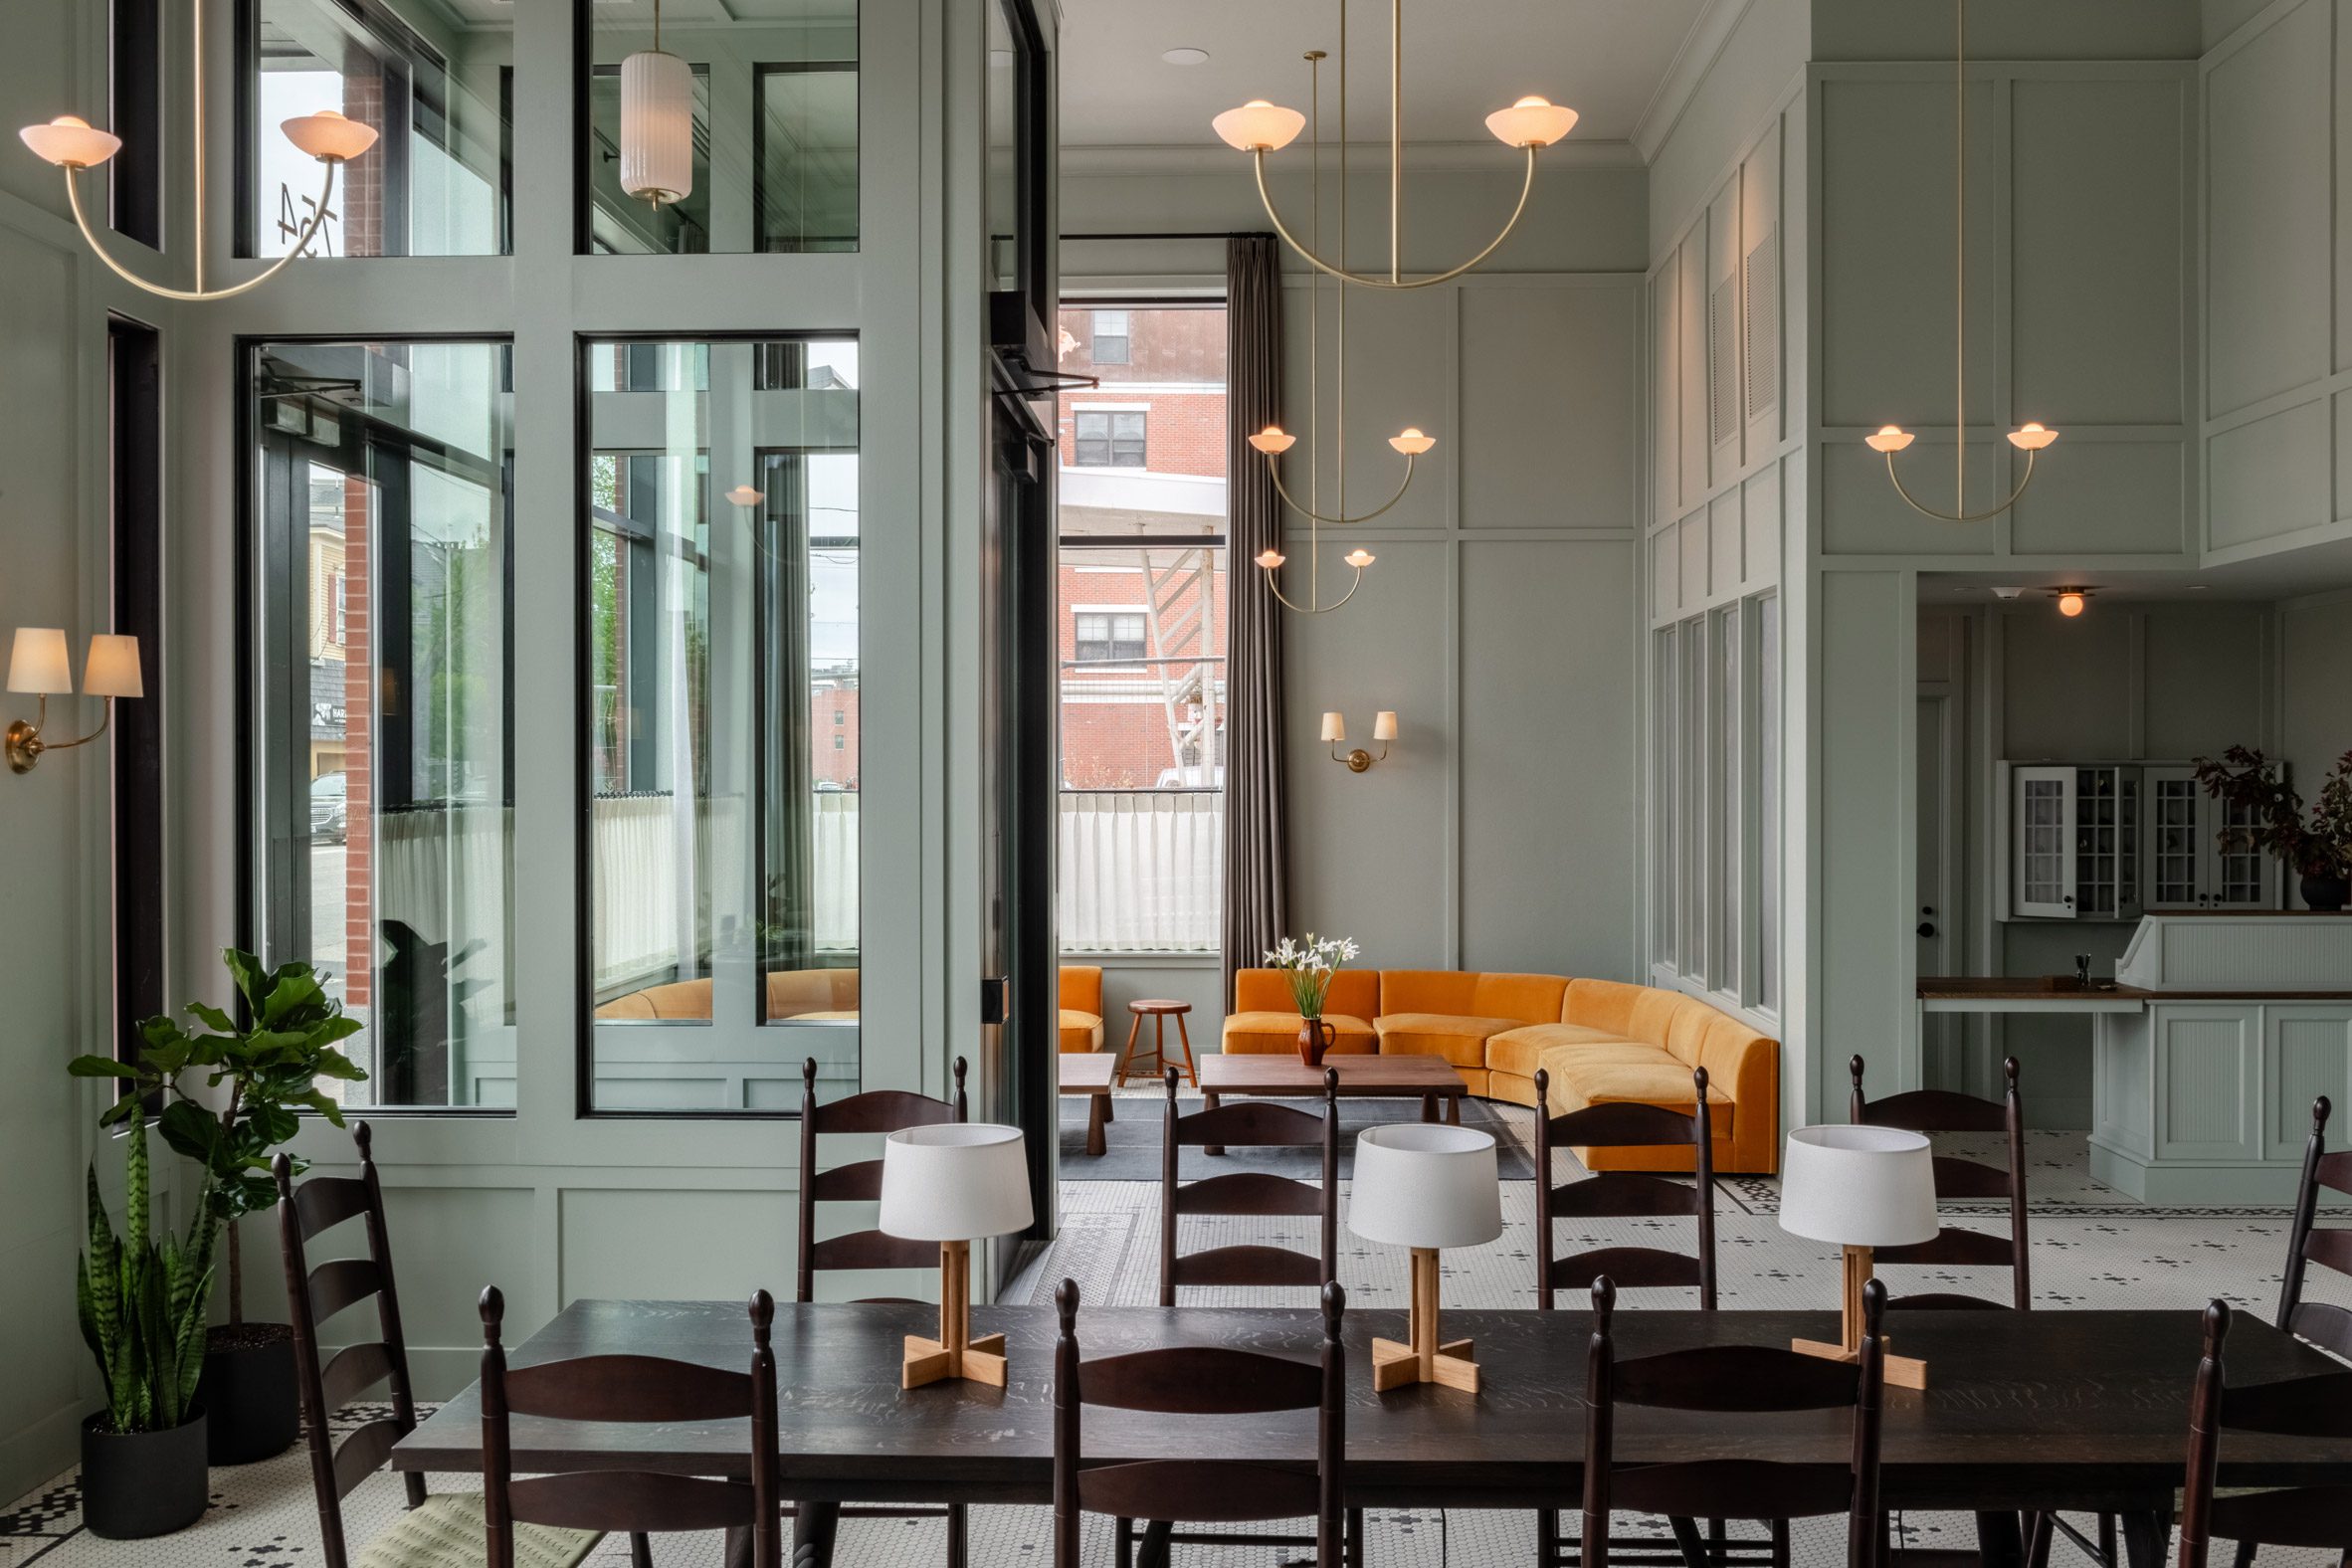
[2007, 422, 2058, 451]
[1248, 426, 1298, 455]
[1212, 100, 1307, 152]
[1776, 1124, 1938, 1249]
[1344, 549, 1376, 569]
[19, 115, 122, 168]
[1865, 425, 1917, 454]
[620, 49, 695, 205]
[878, 1123, 1034, 1243]
[1255, 549, 1286, 569]
[282, 109, 379, 162]
[1484, 96, 1579, 148]
[1347, 1123, 1502, 1251]
[1388, 428, 1436, 456]
[725, 485, 765, 507]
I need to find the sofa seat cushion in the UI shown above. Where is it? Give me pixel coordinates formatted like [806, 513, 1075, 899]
[790, 1009, 861, 1024]
[1375, 1013, 1523, 1069]
[1541, 1050, 1734, 1134]
[1059, 1009, 1104, 1054]
[1485, 1023, 1646, 1079]
[1221, 1011, 1378, 1056]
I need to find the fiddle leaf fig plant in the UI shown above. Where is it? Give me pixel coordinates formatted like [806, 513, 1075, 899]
[70, 948, 367, 1325]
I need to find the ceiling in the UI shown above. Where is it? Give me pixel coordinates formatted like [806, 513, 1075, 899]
[1056, 0, 1713, 151]
[1922, 547, 2352, 607]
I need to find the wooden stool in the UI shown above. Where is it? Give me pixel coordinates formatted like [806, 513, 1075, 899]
[1118, 1001, 1197, 1087]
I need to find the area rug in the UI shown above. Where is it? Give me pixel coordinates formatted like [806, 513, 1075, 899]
[1720, 1130, 2298, 1218]
[1059, 1092, 1536, 1181]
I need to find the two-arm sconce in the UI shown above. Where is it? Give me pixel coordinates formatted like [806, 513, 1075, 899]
[1323, 710, 1398, 774]
[7, 629, 142, 773]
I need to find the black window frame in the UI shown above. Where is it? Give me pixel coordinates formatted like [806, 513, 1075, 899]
[109, 316, 165, 1078]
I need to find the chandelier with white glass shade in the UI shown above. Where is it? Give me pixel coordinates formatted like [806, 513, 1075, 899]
[1866, 0, 2058, 522]
[16, 0, 376, 302]
[620, 0, 694, 206]
[1211, 0, 1579, 291]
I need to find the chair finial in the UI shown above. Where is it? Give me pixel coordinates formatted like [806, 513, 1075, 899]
[2004, 1056, 2022, 1087]
[749, 1288, 774, 1344]
[352, 1119, 373, 1158]
[1862, 1275, 1887, 1335]
[271, 1150, 295, 1198]
[1164, 1065, 1180, 1101]
[1692, 1064, 1709, 1094]
[2202, 1296, 2232, 1354]
[1054, 1276, 1080, 1333]
[802, 1056, 819, 1090]
[1849, 1055, 1866, 1091]
[953, 1056, 969, 1097]
[1321, 1278, 1345, 1338]
[480, 1284, 505, 1340]
[2315, 1095, 2334, 1136]
[1591, 1275, 1617, 1327]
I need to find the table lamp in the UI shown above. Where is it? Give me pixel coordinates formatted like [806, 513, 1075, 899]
[1778, 1123, 1938, 1389]
[879, 1122, 1035, 1390]
[1348, 1123, 1503, 1393]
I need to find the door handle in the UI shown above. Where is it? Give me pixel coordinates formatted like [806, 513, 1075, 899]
[1916, 921, 1937, 939]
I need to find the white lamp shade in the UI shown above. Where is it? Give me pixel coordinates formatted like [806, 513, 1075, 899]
[1348, 1123, 1503, 1250]
[620, 49, 695, 204]
[1320, 711, 1346, 743]
[282, 109, 379, 162]
[878, 1123, 1034, 1242]
[8, 628, 73, 695]
[725, 485, 765, 507]
[1484, 96, 1579, 148]
[19, 115, 121, 168]
[1865, 426, 1916, 454]
[1777, 1124, 1938, 1249]
[1372, 710, 1399, 742]
[1211, 100, 1306, 152]
[84, 635, 142, 699]
[1387, 428, 1437, 456]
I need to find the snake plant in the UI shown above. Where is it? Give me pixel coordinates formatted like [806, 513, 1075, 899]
[76, 1112, 216, 1434]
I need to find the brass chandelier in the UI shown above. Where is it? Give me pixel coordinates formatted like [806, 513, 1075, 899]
[1867, 0, 2058, 522]
[17, 0, 376, 302]
[1211, 0, 1579, 291]
[1242, 49, 1433, 617]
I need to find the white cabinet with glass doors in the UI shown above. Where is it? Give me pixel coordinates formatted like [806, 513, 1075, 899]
[2001, 762, 2279, 920]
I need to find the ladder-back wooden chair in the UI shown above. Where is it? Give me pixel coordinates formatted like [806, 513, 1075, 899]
[794, 1056, 969, 1564]
[1158, 1065, 1339, 1307]
[2275, 1095, 2352, 1360]
[1581, 1276, 1889, 1568]
[1533, 1068, 1727, 1568]
[1850, 1055, 2030, 1310]
[479, 1285, 781, 1568]
[2178, 1298, 2352, 1568]
[274, 1127, 626, 1568]
[1054, 1277, 1349, 1568]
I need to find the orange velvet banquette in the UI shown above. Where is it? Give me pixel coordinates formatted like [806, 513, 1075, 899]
[1220, 968, 1780, 1174]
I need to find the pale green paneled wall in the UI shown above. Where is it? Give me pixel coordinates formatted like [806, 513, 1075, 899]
[2201, 0, 2352, 563]
[1811, 0, 2203, 61]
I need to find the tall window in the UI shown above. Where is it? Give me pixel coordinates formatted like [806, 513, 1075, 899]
[246, 0, 511, 257]
[583, 3, 859, 256]
[251, 340, 515, 1108]
[584, 337, 861, 1112]
[1056, 301, 1227, 954]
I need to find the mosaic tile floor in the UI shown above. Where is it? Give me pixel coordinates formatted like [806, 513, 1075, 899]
[9, 1120, 2344, 1568]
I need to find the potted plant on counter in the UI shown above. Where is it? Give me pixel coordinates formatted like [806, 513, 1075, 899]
[72, 949, 368, 1464]
[76, 1112, 214, 1538]
[1268, 933, 1360, 1067]
[2194, 746, 2352, 911]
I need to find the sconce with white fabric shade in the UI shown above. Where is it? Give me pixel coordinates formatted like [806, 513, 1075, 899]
[84, 635, 143, 699]
[7, 630, 143, 773]
[1349, 1123, 1501, 1391]
[1779, 1124, 1937, 1387]
[880, 1123, 1033, 1388]
[7, 629, 73, 694]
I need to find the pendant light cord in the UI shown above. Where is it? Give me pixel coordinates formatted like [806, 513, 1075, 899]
[1953, 0, 1966, 513]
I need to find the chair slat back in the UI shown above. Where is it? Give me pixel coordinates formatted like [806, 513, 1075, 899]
[1158, 1068, 1338, 1307]
[1533, 1067, 1716, 1310]
[478, 1286, 780, 1568]
[797, 1056, 967, 1303]
[2277, 1098, 2352, 1359]
[274, 1124, 427, 1568]
[1852, 1054, 2030, 1311]
[2179, 1300, 2352, 1568]
[1052, 1279, 1345, 1568]
[1581, 1277, 1886, 1568]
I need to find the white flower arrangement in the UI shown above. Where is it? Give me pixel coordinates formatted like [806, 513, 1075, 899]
[1265, 933, 1361, 1020]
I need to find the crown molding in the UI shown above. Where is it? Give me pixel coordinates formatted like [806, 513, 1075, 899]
[1060, 138, 1645, 178]
[1632, 0, 1758, 165]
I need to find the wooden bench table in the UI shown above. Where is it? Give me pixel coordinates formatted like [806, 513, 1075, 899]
[1057, 1051, 1115, 1157]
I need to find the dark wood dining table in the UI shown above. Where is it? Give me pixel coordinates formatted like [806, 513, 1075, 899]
[393, 1299, 2352, 1568]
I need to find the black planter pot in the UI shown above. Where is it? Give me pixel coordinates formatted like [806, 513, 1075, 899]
[80, 1410, 209, 1539]
[202, 1326, 298, 1464]
[2302, 874, 2351, 912]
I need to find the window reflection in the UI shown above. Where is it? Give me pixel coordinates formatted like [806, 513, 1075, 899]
[585, 339, 861, 1113]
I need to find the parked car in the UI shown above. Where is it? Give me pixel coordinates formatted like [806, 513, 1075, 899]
[310, 772, 347, 845]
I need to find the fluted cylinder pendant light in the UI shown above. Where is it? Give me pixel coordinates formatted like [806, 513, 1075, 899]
[620, 0, 693, 207]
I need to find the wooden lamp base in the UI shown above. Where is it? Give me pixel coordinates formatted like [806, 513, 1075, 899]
[1372, 1249, 1479, 1393]
[1791, 1244, 1927, 1390]
[902, 1240, 1008, 1390]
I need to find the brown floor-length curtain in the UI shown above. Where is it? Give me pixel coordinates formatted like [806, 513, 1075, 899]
[1222, 234, 1288, 1003]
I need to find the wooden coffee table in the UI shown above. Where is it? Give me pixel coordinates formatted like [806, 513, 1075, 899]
[1057, 1052, 1116, 1157]
[1195, 1053, 1467, 1155]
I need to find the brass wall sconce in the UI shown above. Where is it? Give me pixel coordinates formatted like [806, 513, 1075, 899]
[1323, 709, 1398, 773]
[7, 629, 142, 773]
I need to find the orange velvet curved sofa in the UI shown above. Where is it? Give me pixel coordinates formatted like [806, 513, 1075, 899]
[1058, 965, 1105, 1055]
[1220, 967, 1779, 1174]
[593, 968, 861, 1022]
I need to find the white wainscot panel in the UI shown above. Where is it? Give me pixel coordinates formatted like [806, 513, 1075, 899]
[560, 1188, 796, 1308]
[1709, 490, 1743, 596]
[1460, 284, 1638, 528]
[2208, 401, 2332, 551]
[1742, 464, 1782, 591]
[2263, 1005, 2352, 1159]
[2153, 1005, 2258, 1161]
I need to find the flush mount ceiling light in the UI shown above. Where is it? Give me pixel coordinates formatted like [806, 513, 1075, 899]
[17, 0, 375, 302]
[1212, 0, 1576, 291]
[1868, 0, 2058, 523]
[1162, 47, 1211, 65]
[620, 0, 693, 206]
[2053, 587, 2093, 618]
